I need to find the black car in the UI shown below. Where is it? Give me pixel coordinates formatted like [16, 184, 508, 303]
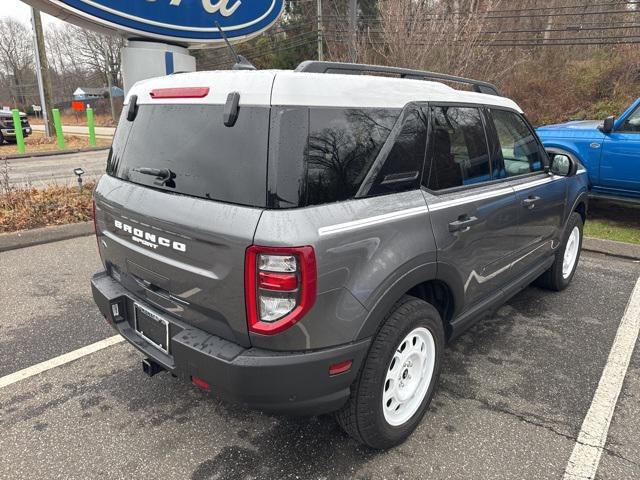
[0, 109, 32, 144]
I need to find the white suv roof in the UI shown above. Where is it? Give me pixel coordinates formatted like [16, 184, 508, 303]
[127, 68, 522, 112]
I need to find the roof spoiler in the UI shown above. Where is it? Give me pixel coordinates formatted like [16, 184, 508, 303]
[295, 61, 501, 96]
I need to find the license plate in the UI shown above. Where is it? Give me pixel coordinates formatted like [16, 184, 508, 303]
[134, 303, 170, 354]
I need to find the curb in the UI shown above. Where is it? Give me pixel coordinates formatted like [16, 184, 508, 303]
[583, 237, 640, 261]
[0, 222, 94, 253]
[0, 147, 110, 161]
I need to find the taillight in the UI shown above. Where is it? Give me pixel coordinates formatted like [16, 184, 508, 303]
[150, 87, 210, 99]
[245, 245, 317, 335]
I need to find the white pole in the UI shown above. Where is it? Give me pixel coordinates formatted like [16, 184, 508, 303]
[30, 7, 51, 137]
[317, 0, 323, 61]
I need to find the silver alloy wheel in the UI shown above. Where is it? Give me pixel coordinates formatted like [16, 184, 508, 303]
[382, 327, 436, 427]
[562, 226, 581, 279]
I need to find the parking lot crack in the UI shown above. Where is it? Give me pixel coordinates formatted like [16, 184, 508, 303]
[441, 388, 640, 468]
[599, 447, 640, 469]
[441, 387, 575, 441]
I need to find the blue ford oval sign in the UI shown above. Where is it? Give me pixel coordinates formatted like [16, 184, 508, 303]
[26, 0, 284, 43]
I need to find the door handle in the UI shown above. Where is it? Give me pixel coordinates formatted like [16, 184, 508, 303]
[448, 215, 480, 233]
[521, 196, 541, 209]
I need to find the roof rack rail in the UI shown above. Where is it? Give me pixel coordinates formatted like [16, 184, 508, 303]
[295, 61, 501, 96]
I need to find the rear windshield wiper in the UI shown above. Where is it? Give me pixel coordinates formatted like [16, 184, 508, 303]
[132, 167, 176, 187]
[133, 167, 171, 179]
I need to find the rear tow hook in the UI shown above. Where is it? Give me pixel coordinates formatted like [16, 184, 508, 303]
[142, 358, 165, 377]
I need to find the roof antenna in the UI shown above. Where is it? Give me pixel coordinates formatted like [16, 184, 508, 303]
[215, 22, 256, 71]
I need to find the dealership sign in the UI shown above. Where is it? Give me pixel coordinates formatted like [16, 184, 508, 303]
[21, 0, 284, 43]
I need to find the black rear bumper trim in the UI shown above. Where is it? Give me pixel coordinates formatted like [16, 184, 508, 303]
[91, 269, 370, 415]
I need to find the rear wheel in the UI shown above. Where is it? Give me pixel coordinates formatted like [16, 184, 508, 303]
[535, 211, 583, 291]
[335, 295, 444, 449]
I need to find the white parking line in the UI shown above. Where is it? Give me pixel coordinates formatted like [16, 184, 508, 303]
[563, 276, 640, 480]
[0, 335, 124, 390]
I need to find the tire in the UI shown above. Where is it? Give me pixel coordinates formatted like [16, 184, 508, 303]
[335, 295, 445, 449]
[0, 132, 4, 144]
[535, 211, 583, 291]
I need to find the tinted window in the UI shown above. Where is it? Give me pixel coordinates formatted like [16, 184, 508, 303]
[362, 106, 428, 196]
[306, 108, 400, 206]
[620, 106, 640, 132]
[490, 109, 545, 178]
[108, 104, 269, 207]
[424, 106, 491, 191]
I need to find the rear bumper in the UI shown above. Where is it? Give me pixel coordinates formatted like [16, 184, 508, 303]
[91, 270, 370, 415]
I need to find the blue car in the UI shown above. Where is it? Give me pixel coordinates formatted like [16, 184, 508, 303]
[537, 98, 640, 201]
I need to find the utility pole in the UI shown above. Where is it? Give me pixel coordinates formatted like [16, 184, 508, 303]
[31, 8, 54, 137]
[347, 0, 357, 63]
[102, 44, 117, 124]
[317, 0, 323, 61]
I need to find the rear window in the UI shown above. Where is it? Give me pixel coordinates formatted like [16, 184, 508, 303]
[107, 104, 269, 207]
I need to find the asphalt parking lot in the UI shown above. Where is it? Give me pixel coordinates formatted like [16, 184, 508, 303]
[0, 236, 639, 480]
[3, 149, 108, 188]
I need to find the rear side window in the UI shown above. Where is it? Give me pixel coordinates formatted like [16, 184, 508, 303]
[305, 108, 400, 206]
[423, 106, 491, 191]
[489, 109, 545, 178]
[107, 104, 269, 207]
[360, 106, 429, 196]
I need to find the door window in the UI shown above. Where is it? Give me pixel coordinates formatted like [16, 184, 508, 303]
[619, 106, 640, 133]
[489, 109, 546, 178]
[423, 106, 491, 191]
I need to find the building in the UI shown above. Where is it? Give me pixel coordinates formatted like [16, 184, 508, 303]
[73, 87, 124, 101]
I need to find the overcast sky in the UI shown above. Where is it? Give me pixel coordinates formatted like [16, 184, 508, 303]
[2, 0, 62, 27]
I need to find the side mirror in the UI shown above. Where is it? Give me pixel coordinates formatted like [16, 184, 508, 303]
[600, 116, 615, 134]
[550, 154, 572, 176]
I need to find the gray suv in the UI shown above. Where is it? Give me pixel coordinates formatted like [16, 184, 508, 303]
[91, 61, 588, 448]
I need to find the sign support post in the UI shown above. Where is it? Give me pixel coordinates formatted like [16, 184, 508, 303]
[31, 8, 54, 137]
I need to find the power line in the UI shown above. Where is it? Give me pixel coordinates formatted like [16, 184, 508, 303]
[198, 33, 318, 70]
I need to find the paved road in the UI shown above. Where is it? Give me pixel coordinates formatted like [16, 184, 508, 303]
[0, 238, 639, 479]
[31, 124, 115, 139]
[5, 150, 108, 188]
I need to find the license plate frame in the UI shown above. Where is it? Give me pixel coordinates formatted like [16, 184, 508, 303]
[133, 303, 170, 355]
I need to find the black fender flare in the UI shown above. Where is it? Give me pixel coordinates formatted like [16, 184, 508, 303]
[568, 189, 589, 224]
[354, 261, 464, 341]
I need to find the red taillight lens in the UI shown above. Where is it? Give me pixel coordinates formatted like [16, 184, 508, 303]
[150, 87, 210, 99]
[258, 271, 298, 291]
[245, 245, 317, 335]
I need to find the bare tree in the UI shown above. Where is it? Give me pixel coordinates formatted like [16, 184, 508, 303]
[64, 25, 125, 88]
[0, 18, 35, 107]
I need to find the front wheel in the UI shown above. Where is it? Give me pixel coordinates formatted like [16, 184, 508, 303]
[536, 211, 583, 291]
[335, 296, 444, 449]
